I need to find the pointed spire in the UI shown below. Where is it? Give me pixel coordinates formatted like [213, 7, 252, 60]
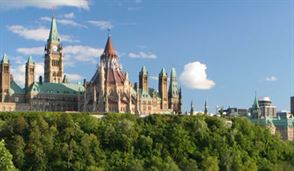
[103, 35, 116, 57]
[171, 67, 176, 77]
[252, 92, 259, 109]
[2, 54, 9, 64]
[169, 68, 179, 97]
[27, 56, 34, 64]
[48, 16, 59, 42]
[190, 100, 195, 115]
[159, 68, 167, 76]
[140, 66, 148, 75]
[204, 99, 208, 115]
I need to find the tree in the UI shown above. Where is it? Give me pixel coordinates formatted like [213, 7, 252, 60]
[201, 156, 219, 171]
[0, 139, 16, 171]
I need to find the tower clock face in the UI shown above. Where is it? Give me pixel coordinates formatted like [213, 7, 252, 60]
[53, 45, 58, 52]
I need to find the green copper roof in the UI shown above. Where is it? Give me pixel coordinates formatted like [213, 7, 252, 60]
[140, 66, 148, 75]
[251, 118, 294, 127]
[168, 68, 179, 97]
[30, 82, 85, 95]
[159, 68, 167, 76]
[148, 88, 161, 99]
[48, 16, 59, 42]
[27, 56, 34, 64]
[2, 54, 9, 64]
[252, 95, 259, 109]
[171, 68, 176, 77]
[140, 90, 152, 99]
[10, 80, 25, 95]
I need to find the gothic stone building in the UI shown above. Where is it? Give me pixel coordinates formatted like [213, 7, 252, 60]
[0, 17, 84, 112]
[82, 35, 182, 115]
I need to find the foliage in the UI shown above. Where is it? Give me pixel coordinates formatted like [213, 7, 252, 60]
[0, 112, 293, 170]
[0, 139, 17, 171]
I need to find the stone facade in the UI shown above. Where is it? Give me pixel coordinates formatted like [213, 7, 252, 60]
[251, 117, 294, 141]
[0, 16, 181, 115]
[250, 95, 294, 141]
[82, 35, 182, 115]
[0, 17, 84, 112]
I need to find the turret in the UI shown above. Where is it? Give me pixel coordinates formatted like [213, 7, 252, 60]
[62, 75, 68, 83]
[204, 100, 208, 115]
[190, 100, 195, 115]
[100, 34, 118, 66]
[25, 56, 35, 91]
[44, 16, 64, 83]
[0, 54, 10, 102]
[159, 68, 168, 110]
[139, 66, 148, 92]
[251, 93, 261, 118]
[168, 68, 181, 113]
[99, 62, 105, 94]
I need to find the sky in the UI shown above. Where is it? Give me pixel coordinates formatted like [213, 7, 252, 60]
[0, 0, 293, 113]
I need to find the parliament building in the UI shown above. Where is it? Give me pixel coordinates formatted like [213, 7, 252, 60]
[0, 16, 182, 114]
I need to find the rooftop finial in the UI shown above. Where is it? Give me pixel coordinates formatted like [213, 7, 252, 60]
[107, 28, 111, 37]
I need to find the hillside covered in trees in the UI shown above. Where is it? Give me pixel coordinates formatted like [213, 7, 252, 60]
[0, 112, 293, 171]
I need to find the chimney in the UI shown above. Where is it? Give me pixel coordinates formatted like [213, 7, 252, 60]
[39, 76, 43, 84]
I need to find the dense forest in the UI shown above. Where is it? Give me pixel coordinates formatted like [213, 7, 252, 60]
[0, 112, 293, 171]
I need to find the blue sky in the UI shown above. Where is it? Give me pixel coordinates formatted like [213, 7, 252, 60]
[0, 0, 293, 112]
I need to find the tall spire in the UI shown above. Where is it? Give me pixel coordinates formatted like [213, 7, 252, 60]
[27, 56, 34, 64]
[103, 35, 116, 57]
[168, 68, 178, 97]
[252, 92, 259, 109]
[190, 100, 195, 115]
[159, 68, 167, 76]
[48, 16, 59, 42]
[140, 66, 148, 75]
[2, 54, 9, 64]
[204, 99, 208, 115]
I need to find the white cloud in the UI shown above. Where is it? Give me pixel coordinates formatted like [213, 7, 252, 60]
[150, 76, 158, 80]
[16, 45, 103, 66]
[11, 62, 44, 87]
[63, 45, 104, 64]
[17, 47, 44, 56]
[8, 25, 49, 41]
[180, 61, 215, 90]
[11, 62, 83, 87]
[40, 16, 87, 28]
[265, 76, 277, 82]
[8, 25, 77, 42]
[128, 52, 157, 59]
[88, 20, 113, 30]
[63, 12, 75, 19]
[0, 0, 89, 10]
[65, 73, 83, 82]
[11, 56, 26, 64]
[59, 19, 87, 28]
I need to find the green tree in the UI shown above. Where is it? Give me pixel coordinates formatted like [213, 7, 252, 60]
[201, 156, 219, 171]
[0, 139, 16, 171]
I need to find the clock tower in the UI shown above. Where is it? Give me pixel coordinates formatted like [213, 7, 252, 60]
[44, 16, 64, 83]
